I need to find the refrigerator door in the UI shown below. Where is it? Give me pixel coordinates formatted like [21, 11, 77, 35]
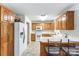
[19, 23, 25, 56]
[14, 22, 26, 56]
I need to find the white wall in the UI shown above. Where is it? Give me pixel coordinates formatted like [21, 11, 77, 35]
[25, 16, 32, 43]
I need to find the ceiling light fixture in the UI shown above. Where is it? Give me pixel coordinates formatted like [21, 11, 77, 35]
[39, 14, 48, 21]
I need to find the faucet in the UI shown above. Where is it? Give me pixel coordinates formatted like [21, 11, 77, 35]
[65, 33, 68, 38]
[64, 33, 70, 39]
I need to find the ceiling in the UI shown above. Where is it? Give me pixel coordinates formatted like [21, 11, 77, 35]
[3, 3, 75, 21]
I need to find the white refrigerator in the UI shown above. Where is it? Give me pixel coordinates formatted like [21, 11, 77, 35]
[14, 22, 27, 56]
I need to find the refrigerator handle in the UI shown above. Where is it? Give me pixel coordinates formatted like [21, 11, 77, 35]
[23, 28, 25, 43]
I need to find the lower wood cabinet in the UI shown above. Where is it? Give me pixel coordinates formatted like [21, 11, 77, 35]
[40, 42, 48, 56]
[31, 34, 35, 41]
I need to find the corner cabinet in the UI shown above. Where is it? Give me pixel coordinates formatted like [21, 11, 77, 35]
[55, 11, 74, 30]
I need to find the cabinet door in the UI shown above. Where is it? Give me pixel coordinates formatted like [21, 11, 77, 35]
[0, 22, 1, 56]
[11, 13, 15, 23]
[51, 22, 54, 30]
[55, 20, 59, 30]
[1, 22, 14, 56]
[55, 18, 62, 30]
[7, 10, 11, 22]
[7, 10, 15, 23]
[66, 11, 74, 30]
[61, 15, 66, 30]
[2, 7, 8, 22]
[32, 23, 39, 30]
[58, 19, 62, 30]
[7, 23, 14, 56]
[40, 42, 48, 56]
[44, 23, 51, 30]
[31, 34, 35, 41]
[1, 22, 8, 56]
[2, 6, 15, 23]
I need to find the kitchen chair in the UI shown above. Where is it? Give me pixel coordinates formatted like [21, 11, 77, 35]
[68, 40, 79, 56]
[47, 39, 63, 56]
[63, 39, 70, 56]
[58, 39, 67, 56]
[61, 39, 72, 56]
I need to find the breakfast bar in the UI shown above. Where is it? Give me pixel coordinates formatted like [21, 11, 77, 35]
[40, 41, 79, 56]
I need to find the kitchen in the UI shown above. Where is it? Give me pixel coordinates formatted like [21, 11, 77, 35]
[0, 3, 79, 56]
[31, 6, 79, 56]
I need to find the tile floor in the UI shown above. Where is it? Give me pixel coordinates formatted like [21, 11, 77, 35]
[21, 42, 40, 56]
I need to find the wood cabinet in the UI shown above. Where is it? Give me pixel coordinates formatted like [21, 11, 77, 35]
[32, 22, 54, 30]
[1, 6, 16, 23]
[42, 34, 52, 37]
[40, 42, 48, 56]
[7, 23, 14, 55]
[55, 20, 59, 30]
[0, 4, 17, 56]
[51, 22, 54, 30]
[31, 34, 35, 41]
[43, 23, 52, 30]
[66, 11, 74, 30]
[55, 11, 74, 30]
[55, 18, 63, 30]
[32, 23, 40, 30]
[1, 22, 8, 55]
[0, 22, 14, 56]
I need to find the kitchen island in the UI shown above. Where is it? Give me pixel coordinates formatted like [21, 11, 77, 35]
[40, 42, 79, 56]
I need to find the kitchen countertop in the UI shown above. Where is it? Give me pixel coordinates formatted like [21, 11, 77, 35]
[39, 34, 79, 42]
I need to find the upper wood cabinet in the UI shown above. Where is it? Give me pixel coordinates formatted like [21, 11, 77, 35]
[66, 11, 74, 30]
[43, 23, 52, 30]
[32, 23, 40, 30]
[55, 11, 74, 30]
[32, 22, 54, 30]
[0, 5, 16, 23]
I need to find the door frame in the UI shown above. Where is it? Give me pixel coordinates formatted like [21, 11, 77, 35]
[26, 22, 30, 45]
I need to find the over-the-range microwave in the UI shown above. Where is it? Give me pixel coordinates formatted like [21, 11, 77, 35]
[36, 26, 42, 30]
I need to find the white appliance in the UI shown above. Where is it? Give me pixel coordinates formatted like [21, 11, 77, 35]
[36, 26, 42, 30]
[14, 22, 26, 56]
[35, 26, 42, 41]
